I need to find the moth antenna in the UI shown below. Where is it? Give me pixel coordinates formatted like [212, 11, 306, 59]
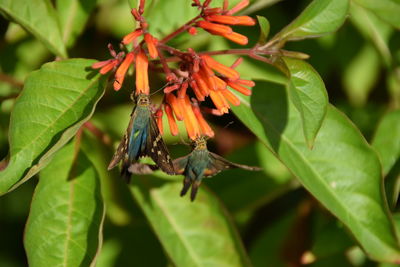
[223, 121, 234, 129]
[130, 91, 136, 101]
[178, 134, 190, 146]
[150, 83, 171, 96]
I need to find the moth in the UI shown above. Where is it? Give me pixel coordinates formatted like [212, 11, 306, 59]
[108, 93, 175, 181]
[173, 136, 261, 201]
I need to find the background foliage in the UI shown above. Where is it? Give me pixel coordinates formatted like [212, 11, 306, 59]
[0, 0, 399, 266]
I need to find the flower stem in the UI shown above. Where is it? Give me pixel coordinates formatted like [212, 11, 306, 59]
[160, 15, 201, 43]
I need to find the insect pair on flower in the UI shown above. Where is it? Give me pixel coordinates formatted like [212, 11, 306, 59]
[92, 0, 262, 200]
[107, 93, 261, 201]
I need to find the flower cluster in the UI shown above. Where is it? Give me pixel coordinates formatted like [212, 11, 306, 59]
[92, 0, 256, 140]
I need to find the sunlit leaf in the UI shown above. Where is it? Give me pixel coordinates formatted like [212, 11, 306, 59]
[231, 81, 400, 262]
[273, 0, 349, 42]
[0, 59, 106, 195]
[56, 0, 98, 48]
[372, 110, 400, 175]
[353, 0, 400, 29]
[257, 15, 270, 44]
[350, 2, 393, 67]
[284, 58, 328, 147]
[130, 177, 252, 267]
[24, 142, 105, 267]
[0, 0, 67, 58]
[372, 110, 400, 210]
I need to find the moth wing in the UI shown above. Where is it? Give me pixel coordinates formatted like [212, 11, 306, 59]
[128, 163, 158, 174]
[172, 155, 190, 175]
[204, 152, 262, 177]
[107, 107, 136, 170]
[145, 114, 175, 175]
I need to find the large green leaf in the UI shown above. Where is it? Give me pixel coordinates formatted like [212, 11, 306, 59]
[353, 0, 400, 29]
[130, 177, 251, 267]
[231, 81, 400, 262]
[208, 142, 295, 215]
[0, 0, 67, 58]
[372, 110, 400, 210]
[372, 110, 400, 175]
[272, 0, 349, 42]
[350, 2, 393, 67]
[56, 0, 98, 48]
[24, 142, 105, 267]
[284, 58, 328, 147]
[0, 59, 106, 195]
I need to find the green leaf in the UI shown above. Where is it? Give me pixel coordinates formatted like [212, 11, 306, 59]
[0, 0, 67, 58]
[0, 59, 106, 195]
[350, 2, 393, 67]
[24, 141, 105, 267]
[128, 0, 138, 9]
[257, 15, 270, 44]
[372, 110, 400, 175]
[208, 142, 295, 215]
[372, 110, 400, 210]
[130, 177, 252, 267]
[231, 81, 400, 262]
[272, 0, 349, 42]
[249, 209, 296, 267]
[342, 44, 380, 106]
[56, 0, 98, 48]
[353, 0, 400, 29]
[284, 58, 328, 148]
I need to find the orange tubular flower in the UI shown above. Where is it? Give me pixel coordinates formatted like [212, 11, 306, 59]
[164, 84, 180, 94]
[178, 82, 188, 99]
[189, 80, 205, 101]
[113, 52, 135, 91]
[197, 21, 233, 35]
[237, 79, 255, 87]
[182, 95, 201, 140]
[227, 80, 252, 96]
[192, 102, 214, 138]
[135, 50, 150, 95]
[221, 88, 240, 106]
[166, 93, 184, 121]
[165, 104, 179, 136]
[209, 90, 229, 114]
[144, 33, 158, 59]
[213, 76, 227, 90]
[206, 15, 255, 26]
[217, 90, 230, 109]
[235, 16, 256, 26]
[188, 27, 198, 35]
[199, 68, 216, 91]
[155, 108, 164, 135]
[92, 59, 120, 74]
[206, 15, 239, 25]
[122, 29, 143, 45]
[201, 55, 240, 80]
[218, 31, 248, 45]
[203, 107, 225, 116]
[192, 73, 209, 97]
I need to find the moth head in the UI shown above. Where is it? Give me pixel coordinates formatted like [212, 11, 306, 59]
[193, 136, 208, 150]
[137, 93, 150, 107]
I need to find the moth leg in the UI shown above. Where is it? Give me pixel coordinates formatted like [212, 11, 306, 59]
[190, 181, 202, 202]
[180, 177, 191, 197]
[121, 159, 132, 184]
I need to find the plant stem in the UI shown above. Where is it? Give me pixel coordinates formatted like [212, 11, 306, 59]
[160, 15, 201, 43]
